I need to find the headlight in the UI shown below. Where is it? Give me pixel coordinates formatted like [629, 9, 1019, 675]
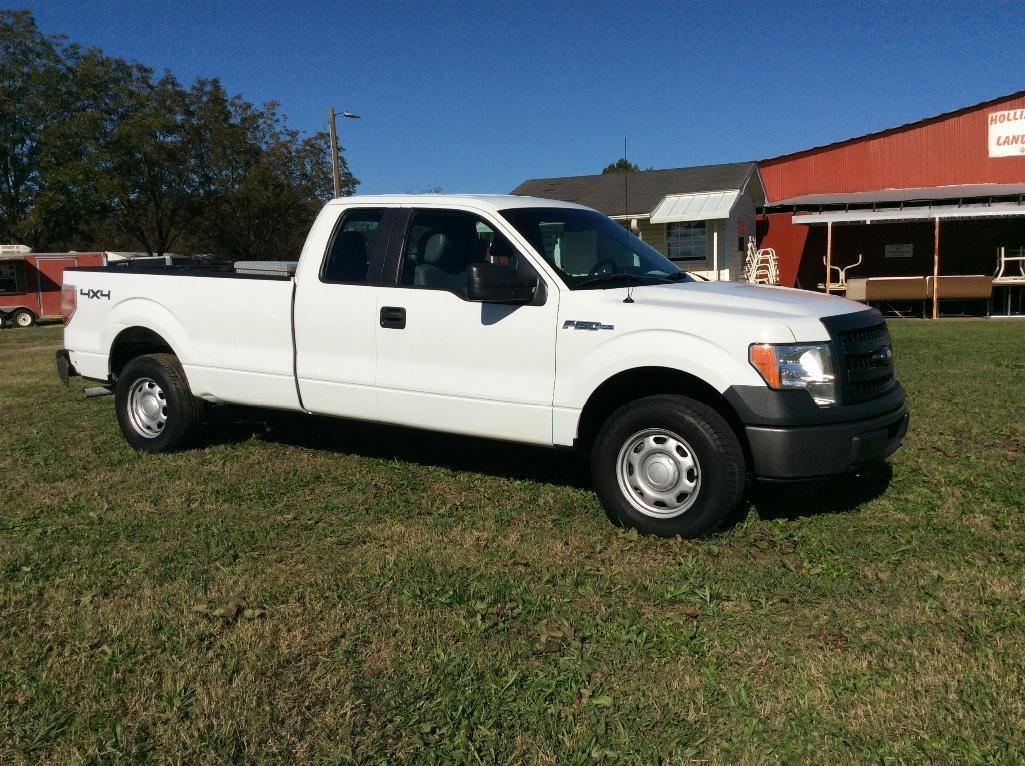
[749, 342, 837, 405]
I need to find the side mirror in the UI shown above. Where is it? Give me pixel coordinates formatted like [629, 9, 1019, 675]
[466, 262, 536, 304]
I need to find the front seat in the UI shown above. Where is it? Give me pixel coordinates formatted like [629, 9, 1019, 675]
[414, 233, 470, 291]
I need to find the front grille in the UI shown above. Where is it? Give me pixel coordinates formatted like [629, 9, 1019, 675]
[822, 312, 897, 405]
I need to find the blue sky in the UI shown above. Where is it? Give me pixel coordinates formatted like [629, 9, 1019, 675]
[25, 1, 1025, 194]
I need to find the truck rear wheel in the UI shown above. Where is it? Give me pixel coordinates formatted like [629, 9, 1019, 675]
[12, 309, 35, 328]
[115, 353, 204, 452]
[591, 394, 746, 538]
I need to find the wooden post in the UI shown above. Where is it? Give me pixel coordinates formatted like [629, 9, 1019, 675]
[932, 216, 940, 320]
[825, 221, 833, 293]
[328, 106, 342, 199]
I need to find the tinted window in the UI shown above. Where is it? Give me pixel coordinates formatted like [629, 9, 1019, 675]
[399, 210, 518, 292]
[0, 261, 25, 294]
[322, 208, 385, 283]
[500, 207, 689, 289]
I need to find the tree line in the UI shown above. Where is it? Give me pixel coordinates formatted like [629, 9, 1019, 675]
[0, 10, 357, 259]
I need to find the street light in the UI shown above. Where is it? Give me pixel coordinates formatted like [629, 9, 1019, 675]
[328, 107, 360, 198]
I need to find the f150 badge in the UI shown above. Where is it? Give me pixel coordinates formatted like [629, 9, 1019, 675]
[563, 320, 614, 331]
[80, 288, 111, 300]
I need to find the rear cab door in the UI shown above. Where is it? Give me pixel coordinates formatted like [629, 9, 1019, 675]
[293, 204, 403, 420]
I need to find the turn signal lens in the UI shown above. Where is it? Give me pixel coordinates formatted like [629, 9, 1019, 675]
[61, 284, 77, 325]
[749, 344, 780, 388]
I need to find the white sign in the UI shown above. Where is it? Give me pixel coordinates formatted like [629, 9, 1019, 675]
[988, 109, 1025, 157]
[885, 243, 913, 259]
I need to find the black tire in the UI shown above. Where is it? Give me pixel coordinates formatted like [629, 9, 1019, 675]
[115, 353, 204, 452]
[591, 394, 746, 538]
[12, 309, 35, 328]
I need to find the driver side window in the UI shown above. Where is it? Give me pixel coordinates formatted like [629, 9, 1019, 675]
[399, 210, 518, 292]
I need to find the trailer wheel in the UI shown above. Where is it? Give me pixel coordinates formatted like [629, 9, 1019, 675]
[115, 353, 204, 452]
[12, 309, 35, 328]
[591, 394, 746, 538]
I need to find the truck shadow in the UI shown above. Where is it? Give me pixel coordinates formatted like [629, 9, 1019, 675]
[204, 407, 894, 523]
[204, 407, 594, 490]
[745, 464, 894, 523]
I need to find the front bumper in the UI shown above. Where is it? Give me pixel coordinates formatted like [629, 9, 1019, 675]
[745, 407, 908, 480]
[725, 384, 909, 480]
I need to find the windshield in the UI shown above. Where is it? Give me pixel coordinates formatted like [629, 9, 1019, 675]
[499, 207, 691, 289]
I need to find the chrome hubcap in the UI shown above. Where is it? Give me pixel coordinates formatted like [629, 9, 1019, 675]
[127, 377, 167, 438]
[15, 313, 32, 326]
[616, 429, 701, 518]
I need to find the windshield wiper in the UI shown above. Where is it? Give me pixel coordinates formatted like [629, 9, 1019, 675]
[575, 273, 653, 290]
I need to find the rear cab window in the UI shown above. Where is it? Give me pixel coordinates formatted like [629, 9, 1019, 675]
[321, 208, 386, 284]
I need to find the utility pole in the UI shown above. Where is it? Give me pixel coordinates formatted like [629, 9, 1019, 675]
[328, 107, 360, 199]
[328, 107, 342, 198]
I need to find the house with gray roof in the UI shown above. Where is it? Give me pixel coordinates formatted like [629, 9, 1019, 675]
[512, 162, 765, 280]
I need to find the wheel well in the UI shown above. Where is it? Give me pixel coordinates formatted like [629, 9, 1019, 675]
[109, 327, 175, 378]
[576, 367, 750, 460]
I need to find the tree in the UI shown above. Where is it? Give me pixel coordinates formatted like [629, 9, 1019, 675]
[0, 11, 75, 245]
[601, 157, 639, 175]
[0, 10, 358, 258]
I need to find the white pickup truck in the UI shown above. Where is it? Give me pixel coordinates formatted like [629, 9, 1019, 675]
[57, 195, 908, 537]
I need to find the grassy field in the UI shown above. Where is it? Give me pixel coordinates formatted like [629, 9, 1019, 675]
[1, 320, 1024, 764]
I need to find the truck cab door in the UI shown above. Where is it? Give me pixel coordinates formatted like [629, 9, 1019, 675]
[293, 207, 401, 420]
[373, 207, 559, 445]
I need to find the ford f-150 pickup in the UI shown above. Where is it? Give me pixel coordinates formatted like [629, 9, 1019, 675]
[57, 195, 908, 537]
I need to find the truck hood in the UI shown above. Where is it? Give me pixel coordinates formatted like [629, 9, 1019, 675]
[622, 280, 868, 340]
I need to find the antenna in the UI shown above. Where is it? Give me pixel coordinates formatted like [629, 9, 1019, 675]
[623, 137, 629, 216]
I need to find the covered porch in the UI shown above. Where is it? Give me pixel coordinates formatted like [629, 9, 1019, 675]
[782, 189, 1025, 317]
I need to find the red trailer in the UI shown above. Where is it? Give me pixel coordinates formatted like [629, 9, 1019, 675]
[0, 252, 106, 327]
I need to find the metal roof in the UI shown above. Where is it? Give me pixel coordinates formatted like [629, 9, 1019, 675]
[649, 191, 740, 223]
[762, 89, 1025, 164]
[793, 201, 1025, 225]
[511, 162, 761, 217]
[770, 183, 1025, 208]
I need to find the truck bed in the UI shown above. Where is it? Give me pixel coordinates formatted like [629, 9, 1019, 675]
[63, 265, 301, 411]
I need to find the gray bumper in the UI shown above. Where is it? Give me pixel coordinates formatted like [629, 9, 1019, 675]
[745, 406, 909, 480]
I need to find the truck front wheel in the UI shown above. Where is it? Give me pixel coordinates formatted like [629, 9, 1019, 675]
[591, 394, 746, 538]
[115, 353, 204, 452]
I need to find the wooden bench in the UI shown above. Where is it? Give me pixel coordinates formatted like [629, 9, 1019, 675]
[846, 275, 993, 316]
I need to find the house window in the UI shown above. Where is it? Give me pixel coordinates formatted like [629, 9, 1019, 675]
[667, 222, 707, 262]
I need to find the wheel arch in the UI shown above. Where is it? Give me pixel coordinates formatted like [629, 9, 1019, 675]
[109, 326, 178, 378]
[575, 366, 751, 464]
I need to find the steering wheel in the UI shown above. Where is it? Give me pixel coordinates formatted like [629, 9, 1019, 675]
[588, 259, 618, 277]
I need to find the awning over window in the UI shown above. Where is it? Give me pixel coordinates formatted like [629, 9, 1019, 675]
[648, 190, 739, 224]
[793, 201, 1025, 225]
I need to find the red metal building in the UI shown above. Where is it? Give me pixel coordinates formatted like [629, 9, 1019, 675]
[0, 252, 106, 327]
[757, 90, 1025, 296]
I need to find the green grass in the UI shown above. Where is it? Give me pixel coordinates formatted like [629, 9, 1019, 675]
[1, 320, 1024, 764]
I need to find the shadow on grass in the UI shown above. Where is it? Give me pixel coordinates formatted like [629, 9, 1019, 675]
[746, 464, 894, 522]
[203, 406, 594, 490]
[204, 407, 895, 528]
